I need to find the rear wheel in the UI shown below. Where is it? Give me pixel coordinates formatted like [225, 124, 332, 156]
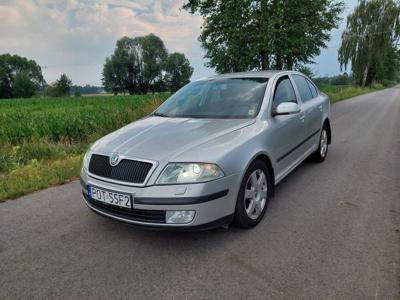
[311, 125, 329, 162]
[233, 160, 271, 228]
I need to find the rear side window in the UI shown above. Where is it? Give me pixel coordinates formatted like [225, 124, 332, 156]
[272, 76, 297, 110]
[292, 75, 313, 102]
[307, 80, 318, 98]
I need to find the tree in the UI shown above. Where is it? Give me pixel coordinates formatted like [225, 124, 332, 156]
[71, 85, 104, 95]
[74, 86, 81, 97]
[54, 74, 72, 97]
[102, 56, 127, 95]
[297, 66, 315, 78]
[382, 46, 400, 84]
[137, 34, 169, 93]
[0, 54, 43, 98]
[330, 73, 352, 85]
[13, 71, 39, 98]
[102, 34, 172, 94]
[47, 74, 72, 97]
[164, 53, 194, 92]
[339, 0, 400, 86]
[183, 0, 344, 73]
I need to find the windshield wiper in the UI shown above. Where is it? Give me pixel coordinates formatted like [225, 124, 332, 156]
[152, 112, 169, 117]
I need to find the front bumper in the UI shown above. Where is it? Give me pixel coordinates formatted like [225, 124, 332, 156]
[80, 169, 242, 230]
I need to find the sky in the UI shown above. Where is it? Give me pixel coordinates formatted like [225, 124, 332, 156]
[0, 0, 358, 86]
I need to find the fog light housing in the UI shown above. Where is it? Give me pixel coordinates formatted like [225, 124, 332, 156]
[166, 210, 195, 224]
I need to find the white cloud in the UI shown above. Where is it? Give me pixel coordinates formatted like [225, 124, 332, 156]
[0, 0, 208, 85]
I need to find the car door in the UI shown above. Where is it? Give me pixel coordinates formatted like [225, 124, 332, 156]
[306, 78, 324, 132]
[291, 74, 322, 150]
[267, 75, 305, 177]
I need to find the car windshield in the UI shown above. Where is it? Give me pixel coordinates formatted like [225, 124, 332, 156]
[154, 78, 269, 119]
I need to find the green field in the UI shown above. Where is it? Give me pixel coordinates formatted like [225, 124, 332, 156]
[0, 85, 388, 202]
[0, 94, 169, 201]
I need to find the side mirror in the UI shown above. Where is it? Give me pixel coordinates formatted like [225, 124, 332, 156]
[272, 102, 301, 116]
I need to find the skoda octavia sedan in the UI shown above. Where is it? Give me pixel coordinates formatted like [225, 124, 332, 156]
[80, 71, 331, 230]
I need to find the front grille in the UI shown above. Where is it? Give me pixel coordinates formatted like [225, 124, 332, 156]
[87, 196, 166, 223]
[89, 154, 153, 184]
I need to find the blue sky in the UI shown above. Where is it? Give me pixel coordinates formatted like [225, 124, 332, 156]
[0, 0, 357, 85]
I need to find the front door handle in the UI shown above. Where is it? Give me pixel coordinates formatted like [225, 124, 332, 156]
[299, 113, 305, 122]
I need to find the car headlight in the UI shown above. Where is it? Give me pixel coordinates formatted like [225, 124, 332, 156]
[82, 150, 91, 170]
[157, 163, 224, 184]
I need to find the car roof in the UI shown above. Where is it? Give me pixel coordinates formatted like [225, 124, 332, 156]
[207, 70, 294, 80]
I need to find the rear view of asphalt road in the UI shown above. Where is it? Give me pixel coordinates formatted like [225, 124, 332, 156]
[1, 86, 400, 299]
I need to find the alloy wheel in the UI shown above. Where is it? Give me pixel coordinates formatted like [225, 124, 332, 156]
[320, 129, 328, 158]
[244, 169, 268, 220]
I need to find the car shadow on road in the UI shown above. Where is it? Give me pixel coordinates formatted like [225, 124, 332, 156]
[272, 159, 319, 197]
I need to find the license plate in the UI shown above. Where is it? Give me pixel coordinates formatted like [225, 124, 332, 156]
[88, 185, 132, 209]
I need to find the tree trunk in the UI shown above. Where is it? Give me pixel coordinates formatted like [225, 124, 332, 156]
[275, 54, 282, 70]
[362, 63, 369, 87]
[286, 56, 294, 70]
[261, 52, 269, 70]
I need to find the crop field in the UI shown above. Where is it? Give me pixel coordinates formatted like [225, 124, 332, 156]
[0, 94, 169, 201]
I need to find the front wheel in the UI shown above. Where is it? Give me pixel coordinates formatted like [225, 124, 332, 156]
[311, 125, 329, 163]
[233, 160, 271, 229]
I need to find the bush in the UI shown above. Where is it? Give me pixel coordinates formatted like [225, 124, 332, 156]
[314, 73, 352, 87]
[45, 74, 72, 97]
[382, 80, 396, 87]
[74, 87, 81, 97]
[330, 74, 352, 85]
[372, 83, 384, 89]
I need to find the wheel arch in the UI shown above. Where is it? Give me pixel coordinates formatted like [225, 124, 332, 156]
[246, 152, 275, 196]
[323, 118, 332, 144]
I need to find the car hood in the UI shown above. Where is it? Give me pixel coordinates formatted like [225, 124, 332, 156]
[91, 116, 255, 162]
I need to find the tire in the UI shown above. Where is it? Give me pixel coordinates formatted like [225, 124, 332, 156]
[311, 124, 329, 163]
[233, 159, 272, 229]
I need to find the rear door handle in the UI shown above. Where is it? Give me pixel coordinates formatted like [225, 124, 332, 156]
[299, 113, 305, 122]
[319, 105, 323, 111]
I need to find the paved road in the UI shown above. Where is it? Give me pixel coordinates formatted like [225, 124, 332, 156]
[1, 87, 400, 300]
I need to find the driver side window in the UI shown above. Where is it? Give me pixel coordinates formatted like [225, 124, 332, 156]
[272, 76, 297, 110]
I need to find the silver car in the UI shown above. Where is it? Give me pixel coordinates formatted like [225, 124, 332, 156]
[80, 71, 331, 230]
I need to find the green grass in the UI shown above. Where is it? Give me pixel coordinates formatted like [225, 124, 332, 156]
[0, 155, 83, 200]
[0, 94, 168, 202]
[319, 84, 385, 102]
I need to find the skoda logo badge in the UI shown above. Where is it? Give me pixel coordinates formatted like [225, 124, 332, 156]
[110, 153, 120, 166]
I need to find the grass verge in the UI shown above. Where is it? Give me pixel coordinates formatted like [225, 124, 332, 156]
[319, 84, 386, 102]
[0, 155, 82, 201]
